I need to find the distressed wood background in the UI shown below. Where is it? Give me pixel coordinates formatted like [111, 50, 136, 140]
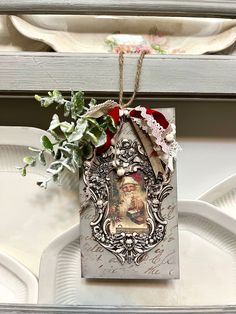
[0, 0, 236, 17]
[1, 53, 236, 96]
[0, 304, 236, 313]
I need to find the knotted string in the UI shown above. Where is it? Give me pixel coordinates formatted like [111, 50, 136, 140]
[111, 51, 147, 171]
[119, 50, 146, 108]
[81, 51, 146, 211]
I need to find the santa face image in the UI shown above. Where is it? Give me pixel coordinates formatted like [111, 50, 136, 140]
[109, 174, 148, 234]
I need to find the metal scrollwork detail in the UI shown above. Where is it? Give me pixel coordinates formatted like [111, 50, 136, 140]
[83, 139, 173, 265]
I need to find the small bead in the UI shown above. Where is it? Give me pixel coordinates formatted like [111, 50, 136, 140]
[97, 200, 103, 206]
[166, 133, 174, 142]
[119, 109, 124, 117]
[112, 160, 116, 167]
[161, 153, 169, 161]
[123, 109, 129, 116]
[111, 138, 116, 145]
[117, 168, 125, 176]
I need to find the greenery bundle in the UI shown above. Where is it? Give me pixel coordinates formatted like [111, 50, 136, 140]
[17, 90, 117, 188]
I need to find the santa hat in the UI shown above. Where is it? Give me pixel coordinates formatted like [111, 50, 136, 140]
[119, 176, 138, 187]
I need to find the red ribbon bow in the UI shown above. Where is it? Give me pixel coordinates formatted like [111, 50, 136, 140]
[97, 106, 169, 155]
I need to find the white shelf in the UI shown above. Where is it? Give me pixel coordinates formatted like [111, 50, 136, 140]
[1, 53, 236, 95]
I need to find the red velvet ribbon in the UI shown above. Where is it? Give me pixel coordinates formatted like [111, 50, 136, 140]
[96, 106, 169, 155]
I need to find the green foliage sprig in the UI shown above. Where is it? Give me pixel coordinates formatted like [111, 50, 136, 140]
[17, 90, 117, 188]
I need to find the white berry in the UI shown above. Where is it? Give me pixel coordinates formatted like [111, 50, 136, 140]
[166, 133, 174, 142]
[161, 153, 169, 161]
[123, 109, 129, 116]
[117, 168, 125, 176]
[119, 109, 124, 117]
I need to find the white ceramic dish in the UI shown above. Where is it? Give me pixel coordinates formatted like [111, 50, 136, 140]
[177, 138, 236, 200]
[0, 126, 80, 276]
[0, 15, 49, 52]
[0, 251, 38, 303]
[38, 200, 236, 306]
[199, 173, 236, 219]
[9, 15, 236, 54]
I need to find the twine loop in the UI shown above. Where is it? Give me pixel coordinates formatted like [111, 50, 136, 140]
[119, 51, 146, 108]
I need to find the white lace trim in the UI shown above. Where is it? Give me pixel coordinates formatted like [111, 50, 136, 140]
[132, 106, 169, 153]
[130, 106, 181, 171]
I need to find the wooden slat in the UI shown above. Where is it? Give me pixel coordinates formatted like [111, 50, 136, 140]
[1, 53, 236, 96]
[1, 0, 236, 17]
[0, 304, 235, 313]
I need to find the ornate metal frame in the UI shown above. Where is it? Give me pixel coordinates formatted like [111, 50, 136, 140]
[83, 138, 173, 265]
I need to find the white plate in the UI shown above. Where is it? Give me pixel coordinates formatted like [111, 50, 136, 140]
[199, 173, 236, 219]
[9, 15, 236, 54]
[0, 251, 38, 303]
[177, 138, 236, 199]
[0, 126, 80, 276]
[0, 15, 49, 52]
[38, 200, 236, 306]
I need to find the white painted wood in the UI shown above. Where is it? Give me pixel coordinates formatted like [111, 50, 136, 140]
[0, 304, 235, 313]
[1, 0, 236, 17]
[1, 53, 236, 95]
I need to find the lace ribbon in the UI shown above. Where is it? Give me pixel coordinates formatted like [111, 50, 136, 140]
[130, 106, 181, 171]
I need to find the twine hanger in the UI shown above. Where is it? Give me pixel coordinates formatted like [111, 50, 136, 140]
[118, 50, 146, 108]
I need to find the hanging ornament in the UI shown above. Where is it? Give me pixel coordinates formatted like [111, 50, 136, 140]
[19, 51, 181, 280]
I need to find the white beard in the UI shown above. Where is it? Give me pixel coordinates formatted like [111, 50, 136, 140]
[119, 188, 145, 216]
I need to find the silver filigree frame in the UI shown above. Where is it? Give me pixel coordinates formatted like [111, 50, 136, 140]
[83, 139, 173, 265]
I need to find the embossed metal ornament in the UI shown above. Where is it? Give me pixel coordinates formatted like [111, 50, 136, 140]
[83, 139, 172, 265]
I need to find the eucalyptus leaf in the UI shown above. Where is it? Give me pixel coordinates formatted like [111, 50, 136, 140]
[58, 146, 71, 157]
[47, 162, 64, 175]
[86, 125, 105, 146]
[72, 150, 82, 168]
[49, 114, 60, 131]
[41, 135, 53, 151]
[96, 130, 107, 147]
[61, 158, 76, 173]
[106, 115, 117, 133]
[37, 180, 48, 189]
[28, 147, 41, 153]
[39, 151, 46, 165]
[64, 101, 72, 117]
[82, 143, 93, 159]
[23, 156, 35, 166]
[49, 130, 61, 141]
[86, 131, 98, 146]
[87, 98, 97, 109]
[86, 117, 100, 128]
[34, 95, 42, 102]
[52, 90, 62, 98]
[60, 121, 74, 134]
[52, 174, 59, 182]
[72, 91, 85, 116]
[22, 167, 27, 176]
[42, 97, 54, 108]
[68, 120, 88, 142]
